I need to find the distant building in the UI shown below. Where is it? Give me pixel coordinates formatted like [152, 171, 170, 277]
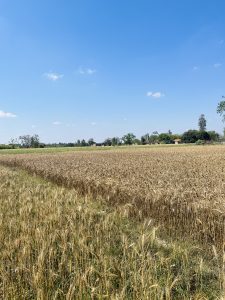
[174, 138, 181, 145]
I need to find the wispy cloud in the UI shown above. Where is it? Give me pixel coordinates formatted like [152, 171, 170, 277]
[147, 91, 165, 98]
[0, 110, 16, 118]
[91, 122, 96, 126]
[193, 66, 199, 71]
[78, 67, 96, 75]
[44, 72, 64, 81]
[52, 121, 62, 125]
[213, 63, 222, 68]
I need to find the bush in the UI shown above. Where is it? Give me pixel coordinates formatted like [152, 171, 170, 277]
[182, 130, 212, 143]
[195, 139, 205, 145]
[0, 144, 14, 150]
[158, 133, 173, 144]
[182, 130, 199, 143]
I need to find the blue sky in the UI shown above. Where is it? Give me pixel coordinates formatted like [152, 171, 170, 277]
[0, 0, 225, 143]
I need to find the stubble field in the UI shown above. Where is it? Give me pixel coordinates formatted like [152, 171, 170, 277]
[0, 145, 224, 299]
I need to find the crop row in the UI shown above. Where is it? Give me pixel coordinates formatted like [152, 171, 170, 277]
[0, 146, 225, 248]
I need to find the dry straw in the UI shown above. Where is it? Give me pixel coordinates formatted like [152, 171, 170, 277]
[0, 146, 224, 298]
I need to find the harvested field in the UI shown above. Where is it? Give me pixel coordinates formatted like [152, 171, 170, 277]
[0, 145, 225, 248]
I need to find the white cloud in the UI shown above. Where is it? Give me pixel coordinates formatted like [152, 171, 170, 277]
[44, 72, 64, 81]
[31, 125, 36, 129]
[147, 91, 165, 98]
[193, 66, 199, 71]
[91, 122, 96, 126]
[213, 63, 222, 68]
[87, 68, 96, 75]
[78, 67, 96, 75]
[52, 121, 62, 125]
[0, 110, 16, 118]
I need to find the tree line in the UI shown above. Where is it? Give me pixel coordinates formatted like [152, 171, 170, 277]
[2, 98, 225, 149]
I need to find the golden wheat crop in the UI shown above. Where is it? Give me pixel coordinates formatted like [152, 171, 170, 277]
[0, 165, 222, 299]
[0, 145, 225, 249]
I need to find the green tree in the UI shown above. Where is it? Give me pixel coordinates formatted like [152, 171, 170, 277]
[75, 139, 81, 147]
[158, 133, 173, 144]
[207, 131, 220, 142]
[30, 134, 40, 148]
[19, 134, 40, 148]
[197, 131, 210, 141]
[111, 137, 120, 146]
[134, 138, 141, 145]
[217, 96, 225, 122]
[181, 130, 199, 143]
[88, 138, 95, 146]
[149, 132, 159, 144]
[141, 134, 150, 145]
[198, 114, 207, 131]
[182, 130, 210, 143]
[19, 135, 32, 148]
[81, 139, 87, 147]
[104, 138, 112, 146]
[122, 133, 136, 145]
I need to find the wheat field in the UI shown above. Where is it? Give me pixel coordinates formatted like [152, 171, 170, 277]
[0, 145, 224, 299]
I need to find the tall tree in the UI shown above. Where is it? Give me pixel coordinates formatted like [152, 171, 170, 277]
[104, 138, 112, 146]
[81, 139, 87, 147]
[217, 96, 225, 122]
[122, 133, 136, 145]
[75, 139, 81, 147]
[19, 135, 32, 148]
[88, 138, 95, 146]
[198, 114, 207, 131]
[149, 134, 159, 144]
[141, 134, 150, 145]
[30, 134, 40, 148]
[19, 134, 40, 148]
[111, 137, 120, 146]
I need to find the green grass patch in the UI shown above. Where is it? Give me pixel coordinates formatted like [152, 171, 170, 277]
[0, 143, 213, 155]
